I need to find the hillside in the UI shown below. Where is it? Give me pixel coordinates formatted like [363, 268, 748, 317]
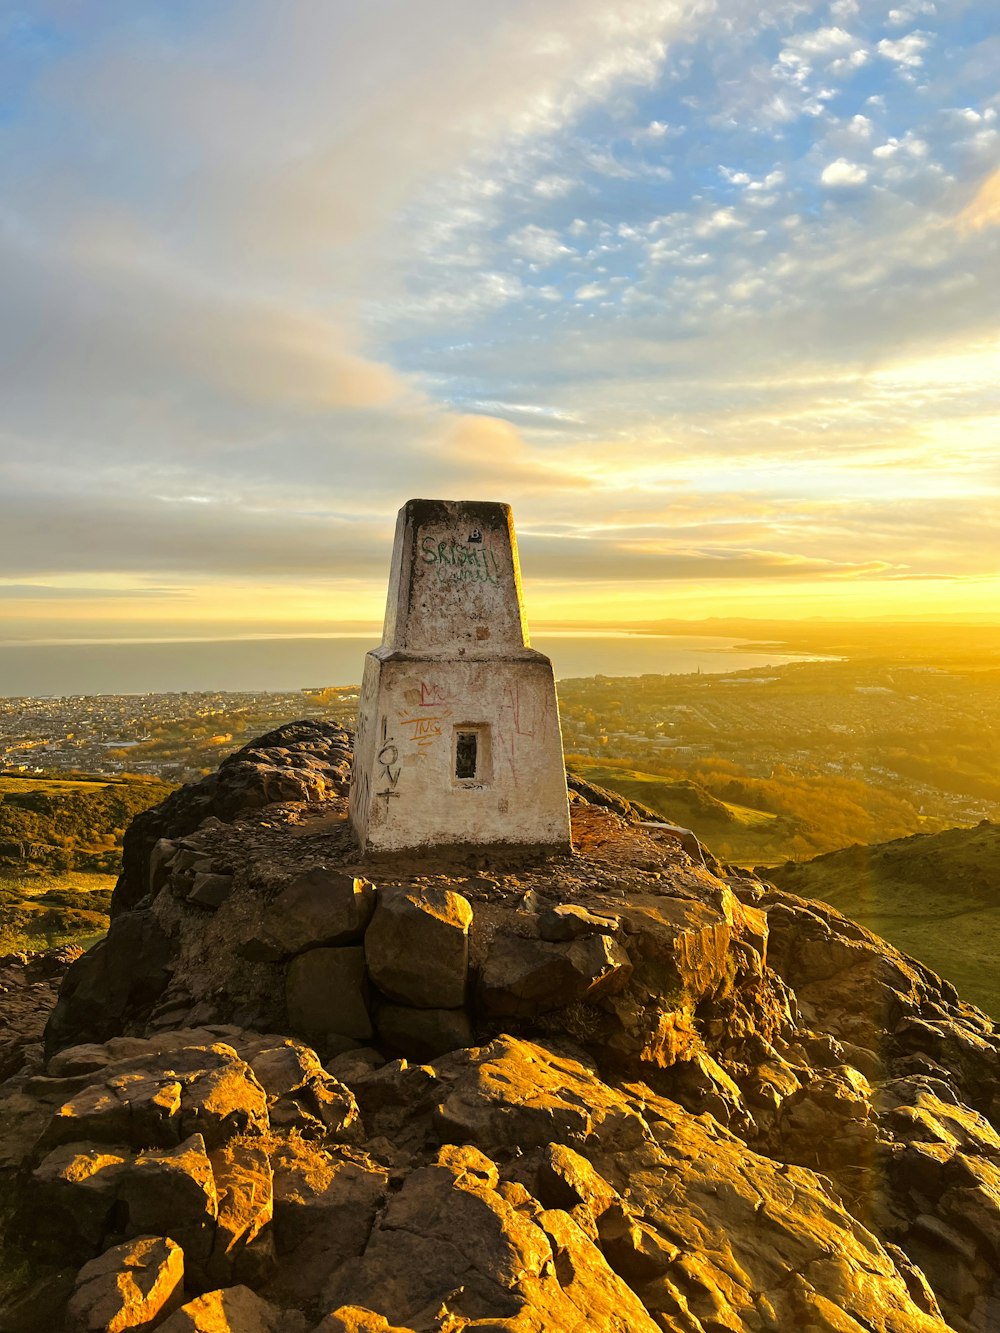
[0, 773, 175, 873]
[0, 719, 998, 1332]
[568, 762, 810, 863]
[0, 774, 175, 954]
[764, 820, 1000, 1017]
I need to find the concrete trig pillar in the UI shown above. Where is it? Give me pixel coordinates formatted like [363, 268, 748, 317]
[350, 499, 571, 855]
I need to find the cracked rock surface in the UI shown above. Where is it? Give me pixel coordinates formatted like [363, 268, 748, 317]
[0, 719, 997, 1332]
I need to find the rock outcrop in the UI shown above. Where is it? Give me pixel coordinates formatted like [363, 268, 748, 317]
[1, 719, 998, 1333]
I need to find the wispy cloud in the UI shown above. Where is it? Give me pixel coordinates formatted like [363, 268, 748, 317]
[0, 0, 997, 631]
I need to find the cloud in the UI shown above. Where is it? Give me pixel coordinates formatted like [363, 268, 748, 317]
[954, 166, 1000, 233]
[0, 585, 184, 601]
[507, 224, 575, 264]
[877, 31, 932, 67]
[821, 158, 869, 187]
[2, 0, 998, 629]
[887, 1, 936, 25]
[518, 534, 901, 583]
[785, 26, 857, 58]
[533, 175, 578, 198]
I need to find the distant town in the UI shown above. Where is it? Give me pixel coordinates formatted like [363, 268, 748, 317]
[2, 659, 997, 837]
[0, 687, 358, 783]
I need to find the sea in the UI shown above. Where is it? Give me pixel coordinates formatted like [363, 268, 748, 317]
[0, 632, 833, 699]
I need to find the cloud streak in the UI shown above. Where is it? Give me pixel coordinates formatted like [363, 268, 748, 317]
[1, 0, 997, 632]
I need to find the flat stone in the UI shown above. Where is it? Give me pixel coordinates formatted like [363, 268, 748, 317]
[46, 1044, 116, 1079]
[478, 932, 631, 1018]
[65, 1235, 184, 1333]
[365, 887, 472, 1009]
[207, 1142, 273, 1285]
[245, 871, 376, 961]
[286, 947, 373, 1041]
[538, 904, 619, 943]
[117, 1133, 219, 1265]
[375, 1004, 473, 1060]
[314, 1311, 414, 1333]
[157, 1285, 291, 1333]
[187, 874, 234, 910]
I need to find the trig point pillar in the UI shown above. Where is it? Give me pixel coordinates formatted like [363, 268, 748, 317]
[350, 499, 571, 855]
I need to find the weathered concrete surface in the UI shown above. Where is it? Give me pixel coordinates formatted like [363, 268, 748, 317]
[350, 499, 571, 855]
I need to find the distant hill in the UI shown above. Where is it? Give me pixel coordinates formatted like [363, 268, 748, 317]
[0, 773, 175, 874]
[0, 773, 175, 954]
[566, 759, 797, 864]
[763, 820, 1000, 1016]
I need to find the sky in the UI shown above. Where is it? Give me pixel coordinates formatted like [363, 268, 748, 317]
[1, 0, 998, 645]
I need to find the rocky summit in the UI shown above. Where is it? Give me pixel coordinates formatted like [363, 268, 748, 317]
[1, 720, 999, 1333]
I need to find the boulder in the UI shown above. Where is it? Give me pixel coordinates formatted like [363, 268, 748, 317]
[534, 1206, 662, 1331]
[157, 1286, 293, 1333]
[322, 1147, 659, 1331]
[187, 874, 234, 910]
[341, 1059, 442, 1145]
[245, 871, 376, 960]
[374, 1003, 472, 1060]
[207, 1143, 273, 1284]
[27, 1131, 221, 1270]
[37, 1074, 183, 1154]
[117, 1134, 219, 1266]
[478, 932, 631, 1018]
[597, 1081, 955, 1333]
[313, 1311, 414, 1333]
[30, 1142, 134, 1253]
[267, 1140, 388, 1308]
[246, 1039, 362, 1140]
[364, 887, 472, 1009]
[533, 1142, 619, 1222]
[44, 910, 173, 1054]
[320, 1155, 552, 1324]
[65, 1235, 184, 1333]
[178, 1059, 269, 1149]
[435, 1037, 648, 1154]
[286, 948, 373, 1042]
[538, 904, 620, 942]
[35, 1044, 269, 1156]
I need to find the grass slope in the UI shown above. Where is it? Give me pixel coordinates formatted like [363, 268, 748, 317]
[0, 772, 173, 953]
[763, 821, 1000, 1016]
[0, 870, 113, 954]
[0, 772, 174, 874]
[567, 760, 794, 864]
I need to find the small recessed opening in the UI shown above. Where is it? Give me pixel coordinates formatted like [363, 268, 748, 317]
[453, 724, 492, 785]
[455, 730, 478, 780]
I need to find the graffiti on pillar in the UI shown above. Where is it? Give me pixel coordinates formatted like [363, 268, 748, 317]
[375, 715, 401, 811]
[420, 534, 504, 588]
[419, 680, 453, 708]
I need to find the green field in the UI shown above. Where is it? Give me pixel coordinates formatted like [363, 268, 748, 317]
[0, 772, 173, 955]
[0, 775, 118, 793]
[765, 822, 1000, 1016]
[565, 751, 940, 867]
[568, 759, 806, 864]
[0, 772, 173, 875]
[0, 869, 114, 955]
